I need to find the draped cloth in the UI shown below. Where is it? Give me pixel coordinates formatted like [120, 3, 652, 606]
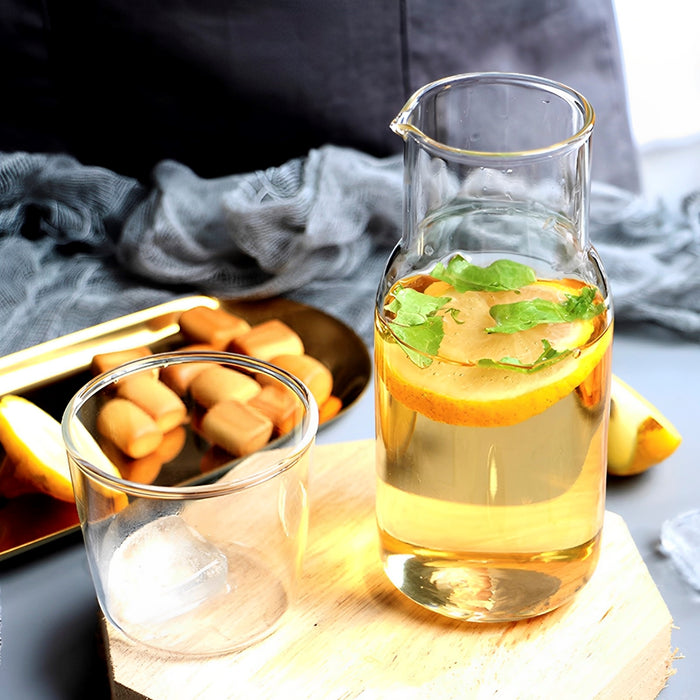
[0, 148, 699, 358]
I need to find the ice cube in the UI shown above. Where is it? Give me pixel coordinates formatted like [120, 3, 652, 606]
[659, 508, 700, 591]
[107, 514, 229, 626]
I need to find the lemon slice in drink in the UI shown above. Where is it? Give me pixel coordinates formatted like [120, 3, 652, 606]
[380, 279, 612, 428]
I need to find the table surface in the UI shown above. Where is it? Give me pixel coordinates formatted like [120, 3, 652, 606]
[2, 141, 699, 699]
[0, 323, 697, 699]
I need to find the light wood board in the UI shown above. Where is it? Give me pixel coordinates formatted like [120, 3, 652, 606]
[103, 439, 676, 699]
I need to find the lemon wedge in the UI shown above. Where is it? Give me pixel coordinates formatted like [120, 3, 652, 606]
[607, 375, 682, 476]
[0, 394, 127, 506]
[0, 395, 76, 502]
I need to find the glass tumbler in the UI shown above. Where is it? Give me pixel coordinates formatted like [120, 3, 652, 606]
[62, 351, 317, 656]
[374, 73, 613, 621]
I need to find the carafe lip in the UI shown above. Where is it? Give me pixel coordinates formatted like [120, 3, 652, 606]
[391, 72, 595, 163]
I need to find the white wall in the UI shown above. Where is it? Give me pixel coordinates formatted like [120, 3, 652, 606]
[614, 0, 700, 148]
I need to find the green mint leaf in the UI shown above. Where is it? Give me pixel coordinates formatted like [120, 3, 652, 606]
[390, 314, 445, 368]
[386, 287, 449, 321]
[486, 286, 604, 334]
[477, 339, 572, 373]
[431, 256, 536, 293]
[561, 285, 604, 317]
[385, 287, 451, 367]
[445, 307, 464, 324]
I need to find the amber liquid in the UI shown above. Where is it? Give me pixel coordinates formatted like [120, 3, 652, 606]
[375, 271, 612, 621]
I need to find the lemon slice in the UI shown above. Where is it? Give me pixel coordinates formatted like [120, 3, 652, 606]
[607, 375, 682, 475]
[0, 395, 76, 502]
[380, 279, 611, 428]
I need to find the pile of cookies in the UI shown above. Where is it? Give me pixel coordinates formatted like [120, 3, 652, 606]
[91, 305, 341, 484]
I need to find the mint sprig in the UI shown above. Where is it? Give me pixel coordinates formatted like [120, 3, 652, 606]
[477, 339, 572, 374]
[384, 258, 605, 371]
[384, 287, 451, 368]
[485, 286, 605, 334]
[431, 256, 536, 292]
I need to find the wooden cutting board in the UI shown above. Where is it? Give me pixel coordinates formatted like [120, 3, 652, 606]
[102, 439, 676, 699]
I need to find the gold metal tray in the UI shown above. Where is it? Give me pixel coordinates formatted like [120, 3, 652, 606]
[0, 295, 372, 560]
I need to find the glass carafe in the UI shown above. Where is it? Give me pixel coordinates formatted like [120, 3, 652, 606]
[374, 73, 613, 621]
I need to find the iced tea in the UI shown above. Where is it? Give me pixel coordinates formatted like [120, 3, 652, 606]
[374, 251, 612, 621]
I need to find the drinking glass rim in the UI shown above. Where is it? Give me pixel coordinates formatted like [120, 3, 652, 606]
[61, 350, 319, 499]
[391, 71, 595, 162]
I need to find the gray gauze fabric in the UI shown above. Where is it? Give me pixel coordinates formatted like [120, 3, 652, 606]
[0, 152, 176, 355]
[119, 148, 401, 298]
[591, 183, 700, 333]
[116, 147, 402, 344]
[0, 147, 699, 359]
